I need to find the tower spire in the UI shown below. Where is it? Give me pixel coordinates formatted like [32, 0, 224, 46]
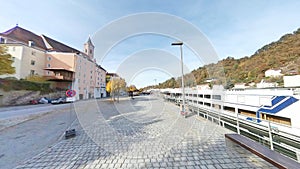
[84, 36, 94, 59]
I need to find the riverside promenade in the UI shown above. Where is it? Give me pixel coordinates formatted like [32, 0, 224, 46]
[15, 95, 276, 169]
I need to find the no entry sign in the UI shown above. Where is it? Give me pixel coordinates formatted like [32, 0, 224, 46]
[66, 89, 76, 97]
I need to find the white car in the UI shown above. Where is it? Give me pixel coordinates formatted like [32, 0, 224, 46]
[66, 97, 75, 102]
[51, 97, 66, 104]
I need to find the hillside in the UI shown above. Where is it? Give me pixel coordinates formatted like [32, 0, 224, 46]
[151, 28, 300, 89]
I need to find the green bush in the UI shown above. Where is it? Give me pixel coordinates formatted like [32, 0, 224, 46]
[0, 79, 52, 93]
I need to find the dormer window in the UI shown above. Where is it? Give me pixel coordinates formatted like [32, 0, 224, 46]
[28, 40, 35, 47]
[0, 37, 5, 43]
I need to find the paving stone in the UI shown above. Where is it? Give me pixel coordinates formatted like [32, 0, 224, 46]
[14, 97, 277, 169]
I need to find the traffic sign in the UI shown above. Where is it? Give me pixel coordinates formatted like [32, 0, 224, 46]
[66, 89, 76, 97]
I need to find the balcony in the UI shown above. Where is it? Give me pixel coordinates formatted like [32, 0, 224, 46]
[44, 68, 74, 82]
[44, 75, 73, 82]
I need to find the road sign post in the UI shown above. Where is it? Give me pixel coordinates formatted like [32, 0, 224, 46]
[66, 89, 76, 97]
[65, 89, 76, 139]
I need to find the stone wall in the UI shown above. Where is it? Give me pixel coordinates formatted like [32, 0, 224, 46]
[0, 89, 64, 106]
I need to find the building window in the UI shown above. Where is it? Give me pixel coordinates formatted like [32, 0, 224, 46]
[30, 70, 35, 76]
[47, 64, 51, 68]
[31, 60, 35, 65]
[12, 47, 15, 51]
[48, 57, 51, 61]
[12, 57, 15, 61]
[47, 71, 50, 75]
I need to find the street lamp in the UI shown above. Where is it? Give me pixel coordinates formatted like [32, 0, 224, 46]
[171, 41, 187, 117]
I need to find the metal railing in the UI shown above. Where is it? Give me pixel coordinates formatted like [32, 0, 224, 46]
[165, 96, 300, 162]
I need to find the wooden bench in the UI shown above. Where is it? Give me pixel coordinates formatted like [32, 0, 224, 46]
[225, 133, 300, 169]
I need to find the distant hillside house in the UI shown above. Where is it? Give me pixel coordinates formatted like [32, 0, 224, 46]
[265, 69, 283, 77]
[284, 75, 300, 87]
[196, 84, 210, 90]
[0, 25, 107, 100]
[204, 78, 217, 83]
[233, 83, 247, 89]
[256, 80, 278, 88]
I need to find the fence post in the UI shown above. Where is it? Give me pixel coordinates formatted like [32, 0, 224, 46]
[236, 113, 240, 134]
[296, 151, 300, 163]
[268, 121, 274, 150]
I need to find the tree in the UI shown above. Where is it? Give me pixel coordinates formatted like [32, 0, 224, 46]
[106, 77, 126, 102]
[0, 46, 15, 75]
[128, 85, 137, 92]
[106, 80, 112, 96]
[127, 85, 138, 99]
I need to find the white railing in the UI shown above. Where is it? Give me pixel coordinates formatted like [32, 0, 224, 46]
[164, 96, 300, 162]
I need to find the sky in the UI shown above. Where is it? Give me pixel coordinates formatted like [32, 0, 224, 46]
[1, 0, 300, 88]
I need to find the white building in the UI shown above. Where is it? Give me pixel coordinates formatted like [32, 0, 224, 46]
[284, 75, 300, 88]
[256, 80, 278, 88]
[265, 69, 283, 77]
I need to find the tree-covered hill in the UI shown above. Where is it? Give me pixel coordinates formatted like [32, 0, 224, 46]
[147, 28, 300, 90]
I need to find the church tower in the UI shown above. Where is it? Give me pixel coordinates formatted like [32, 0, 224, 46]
[84, 37, 94, 59]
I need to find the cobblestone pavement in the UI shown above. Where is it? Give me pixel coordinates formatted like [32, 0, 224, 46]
[15, 96, 277, 169]
[0, 105, 77, 169]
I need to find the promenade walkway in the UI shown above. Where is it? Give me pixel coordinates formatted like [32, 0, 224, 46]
[15, 96, 276, 169]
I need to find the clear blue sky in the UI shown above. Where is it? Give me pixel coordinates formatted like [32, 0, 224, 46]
[1, 0, 300, 88]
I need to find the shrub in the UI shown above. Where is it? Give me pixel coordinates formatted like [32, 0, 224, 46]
[0, 78, 52, 93]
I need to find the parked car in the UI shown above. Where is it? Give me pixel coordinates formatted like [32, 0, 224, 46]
[51, 97, 66, 104]
[30, 100, 38, 104]
[38, 97, 51, 104]
[66, 97, 75, 102]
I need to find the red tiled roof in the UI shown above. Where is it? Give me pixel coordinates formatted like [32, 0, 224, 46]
[1, 26, 46, 49]
[1, 26, 81, 53]
[41, 35, 80, 53]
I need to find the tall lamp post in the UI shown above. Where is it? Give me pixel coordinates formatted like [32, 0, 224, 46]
[171, 41, 186, 117]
